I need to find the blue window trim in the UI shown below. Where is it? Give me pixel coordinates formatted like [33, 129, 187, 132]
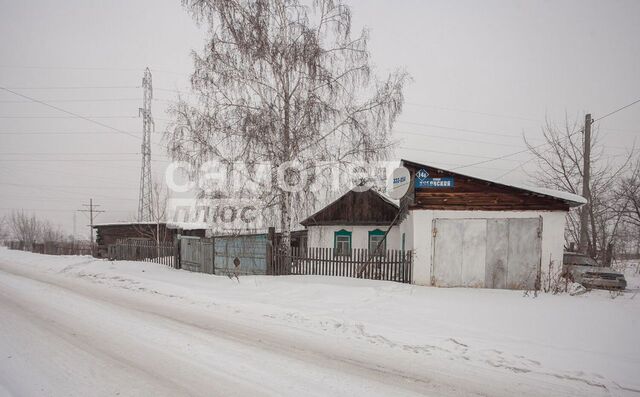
[368, 229, 386, 254]
[334, 229, 352, 256]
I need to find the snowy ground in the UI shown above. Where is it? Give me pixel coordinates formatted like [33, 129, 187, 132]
[0, 247, 638, 396]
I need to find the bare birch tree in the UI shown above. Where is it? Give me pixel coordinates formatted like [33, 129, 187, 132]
[41, 220, 66, 243]
[8, 210, 42, 246]
[617, 159, 640, 255]
[0, 216, 7, 242]
[525, 117, 633, 258]
[166, 0, 408, 251]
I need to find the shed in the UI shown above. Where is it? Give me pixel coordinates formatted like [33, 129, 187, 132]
[399, 159, 586, 289]
[93, 222, 206, 258]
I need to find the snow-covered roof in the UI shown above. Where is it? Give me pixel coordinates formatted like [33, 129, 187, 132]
[92, 221, 161, 228]
[401, 158, 587, 207]
[93, 221, 211, 230]
[166, 221, 209, 231]
[517, 186, 587, 205]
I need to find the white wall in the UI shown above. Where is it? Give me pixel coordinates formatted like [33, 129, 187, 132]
[307, 225, 402, 251]
[408, 210, 568, 286]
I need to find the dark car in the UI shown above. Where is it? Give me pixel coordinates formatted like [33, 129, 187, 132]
[563, 252, 627, 290]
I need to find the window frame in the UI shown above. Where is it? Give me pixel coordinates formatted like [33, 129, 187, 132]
[334, 229, 352, 256]
[368, 229, 386, 256]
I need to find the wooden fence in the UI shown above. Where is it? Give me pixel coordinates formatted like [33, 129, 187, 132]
[100, 235, 414, 285]
[272, 247, 413, 283]
[108, 239, 177, 267]
[6, 240, 96, 256]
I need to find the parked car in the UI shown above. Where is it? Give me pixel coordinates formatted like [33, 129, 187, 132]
[562, 252, 627, 290]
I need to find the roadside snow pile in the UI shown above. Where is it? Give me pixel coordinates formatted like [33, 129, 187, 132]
[1, 247, 639, 395]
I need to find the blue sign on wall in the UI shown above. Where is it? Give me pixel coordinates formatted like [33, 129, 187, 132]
[414, 169, 454, 188]
[415, 177, 454, 188]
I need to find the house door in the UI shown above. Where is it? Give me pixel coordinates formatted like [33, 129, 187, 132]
[432, 218, 542, 289]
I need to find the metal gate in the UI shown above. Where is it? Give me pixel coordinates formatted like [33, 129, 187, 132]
[214, 234, 267, 275]
[179, 236, 214, 274]
[432, 218, 542, 289]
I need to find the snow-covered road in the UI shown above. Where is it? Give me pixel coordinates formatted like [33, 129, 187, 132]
[0, 248, 638, 396]
[0, 264, 453, 396]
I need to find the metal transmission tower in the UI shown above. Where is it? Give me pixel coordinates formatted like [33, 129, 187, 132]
[138, 67, 154, 221]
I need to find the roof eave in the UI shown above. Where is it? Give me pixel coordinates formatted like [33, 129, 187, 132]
[401, 158, 586, 209]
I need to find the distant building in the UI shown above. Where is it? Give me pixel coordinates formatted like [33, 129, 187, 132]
[92, 222, 206, 257]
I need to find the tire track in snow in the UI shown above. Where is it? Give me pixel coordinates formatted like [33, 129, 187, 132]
[0, 264, 475, 397]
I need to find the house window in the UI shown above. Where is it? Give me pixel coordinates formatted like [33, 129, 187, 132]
[368, 229, 386, 255]
[402, 232, 406, 252]
[334, 229, 352, 256]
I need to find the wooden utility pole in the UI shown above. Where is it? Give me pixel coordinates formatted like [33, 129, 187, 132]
[77, 198, 105, 243]
[579, 113, 592, 254]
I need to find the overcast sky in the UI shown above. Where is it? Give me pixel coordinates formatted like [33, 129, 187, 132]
[1, 0, 639, 238]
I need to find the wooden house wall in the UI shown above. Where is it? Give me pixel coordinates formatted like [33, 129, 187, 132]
[180, 229, 207, 238]
[401, 161, 570, 212]
[95, 224, 176, 247]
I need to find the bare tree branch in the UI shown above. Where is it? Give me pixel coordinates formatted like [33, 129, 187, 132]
[166, 0, 409, 250]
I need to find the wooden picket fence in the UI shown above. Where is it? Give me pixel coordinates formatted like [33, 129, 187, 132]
[272, 247, 413, 283]
[108, 239, 177, 267]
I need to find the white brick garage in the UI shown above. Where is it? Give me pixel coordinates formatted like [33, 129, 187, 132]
[432, 218, 542, 289]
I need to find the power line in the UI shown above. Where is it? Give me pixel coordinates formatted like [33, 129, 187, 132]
[396, 129, 629, 152]
[0, 195, 132, 203]
[0, 115, 138, 119]
[0, 206, 131, 213]
[394, 130, 530, 148]
[494, 156, 537, 180]
[393, 159, 513, 172]
[456, 115, 587, 171]
[0, 130, 141, 135]
[399, 146, 522, 162]
[0, 65, 143, 72]
[0, 85, 138, 90]
[0, 181, 137, 190]
[0, 158, 170, 163]
[0, 162, 139, 185]
[0, 86, 141, 140]
[0, 98, 141, 103]
[0, 152, 141, 155]
[404, 102, 541, 123]
[593, 98, 640, 123]
[0, 182, 138, 201]
[459, 97, 640, 172]
[396, 120, 527, 140]
[154, 87, 191, 93]
[0, 65, 190, 77]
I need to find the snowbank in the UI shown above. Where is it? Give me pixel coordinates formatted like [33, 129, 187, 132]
[1, 248, 639, 395]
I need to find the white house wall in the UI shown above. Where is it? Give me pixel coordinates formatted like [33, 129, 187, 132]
[405, 210, 567, 286]
[307, 225, 401, 251]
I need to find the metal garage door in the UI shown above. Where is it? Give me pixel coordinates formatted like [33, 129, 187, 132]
[432, 218, 541, 289]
